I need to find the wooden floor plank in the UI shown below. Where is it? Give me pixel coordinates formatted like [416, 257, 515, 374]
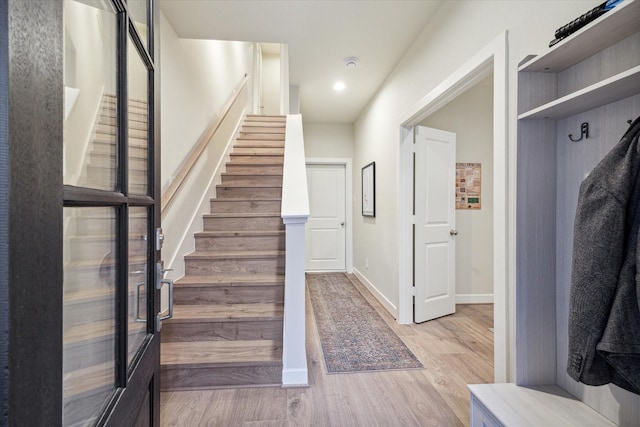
[161, 274, 494, 426]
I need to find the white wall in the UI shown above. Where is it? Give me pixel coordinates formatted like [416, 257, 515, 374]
[160, 11, 253, 191]
[353, 0, 598, 327]
[420, 82, 493, 302]
[261, 52, 281, 115]
[160, 11, 253, 280]
[303, 122, 354, 159]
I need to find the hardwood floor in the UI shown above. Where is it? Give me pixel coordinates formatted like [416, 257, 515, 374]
[160, 274, 494, 426]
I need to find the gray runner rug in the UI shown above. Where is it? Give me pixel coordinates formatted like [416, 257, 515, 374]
[307, 273, 423, 374]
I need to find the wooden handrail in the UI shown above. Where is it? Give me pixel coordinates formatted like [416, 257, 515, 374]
[161, 73, 249, 214]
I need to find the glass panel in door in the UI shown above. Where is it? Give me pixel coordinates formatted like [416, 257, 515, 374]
[128, 206, 150, 367]
[128, 0, 149, 49]
[63, 0, 118, 192]
[62, 207, 117, 426]
[128, 35, 149, 196]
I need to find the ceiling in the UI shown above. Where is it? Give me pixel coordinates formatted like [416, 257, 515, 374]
[160, 1, 444, 123]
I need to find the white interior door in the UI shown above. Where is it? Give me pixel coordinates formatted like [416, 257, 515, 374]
[414, 126, 456, 323]
[306, 164, 346, 271]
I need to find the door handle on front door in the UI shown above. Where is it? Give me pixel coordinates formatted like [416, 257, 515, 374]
[450, 229, 458, 236]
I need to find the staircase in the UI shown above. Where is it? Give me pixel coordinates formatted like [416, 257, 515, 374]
[160, 115, 287, 390]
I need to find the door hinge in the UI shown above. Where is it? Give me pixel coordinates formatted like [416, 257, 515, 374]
[410, 286, 416, 296]
[410, 215, 416, 225]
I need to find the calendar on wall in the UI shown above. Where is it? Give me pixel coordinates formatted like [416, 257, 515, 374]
[456, 163, 481, 210]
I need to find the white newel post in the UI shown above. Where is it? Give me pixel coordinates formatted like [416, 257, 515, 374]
[281, 216, 308, 386]
[281, 114, 309, 386]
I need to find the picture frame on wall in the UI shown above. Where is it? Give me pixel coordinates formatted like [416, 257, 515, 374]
[362, 161, 375, 217]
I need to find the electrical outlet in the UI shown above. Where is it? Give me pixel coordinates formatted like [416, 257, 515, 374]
[365, 258, 369, 269]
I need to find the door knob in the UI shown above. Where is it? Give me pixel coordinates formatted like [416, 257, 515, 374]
[450, 229, 458, 236]
[341, 222, 345, 227]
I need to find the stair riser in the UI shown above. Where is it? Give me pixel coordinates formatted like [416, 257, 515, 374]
[245, 115, 285, 120]
[240, 127, 285, 134]
[160, 364, 282, 390]
[232, 147, 285, 155]
[185, 257, 285, 276]
[209, 200, 281, 214]
[229, 155, 284, 164]
[173, 284, 284, 305]
[237, 134, 285, 141]
[221, 175, 283, 186]
[203, 216, 284, 231]
[234, 141, 285, 148]
[243, 122, 285, 127]
[195, 234, 284, 251]
[96, 124, 147, 140]
[225, 164, 283, 174]
[216, 186, 282, 199]
[162, 320, 283, 342]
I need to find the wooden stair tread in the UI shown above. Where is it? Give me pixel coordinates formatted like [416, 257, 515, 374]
[203, 212, 282, 218]
[222, 172, 283, 176]
[161, 340, 282, 367]
[170, 303, 283, 322]
[185, 250, 285, 260]
[217, 183, 282, 188]
[195, 230, 284, 237]
[175, 274, 284, 286]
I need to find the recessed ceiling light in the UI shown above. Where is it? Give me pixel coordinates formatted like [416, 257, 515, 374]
[333, 81, 346, 91]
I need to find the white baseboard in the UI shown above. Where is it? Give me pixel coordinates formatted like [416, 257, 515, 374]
[281, 368, 309, 387]
[352, 268, 398, 318]
[455, 294, 494, 304]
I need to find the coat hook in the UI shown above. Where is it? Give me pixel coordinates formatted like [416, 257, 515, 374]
[569, 122, 589, 142]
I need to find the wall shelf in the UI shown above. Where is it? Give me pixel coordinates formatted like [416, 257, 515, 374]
[518, 65, 640, 120]
[519, 0, 640, 73]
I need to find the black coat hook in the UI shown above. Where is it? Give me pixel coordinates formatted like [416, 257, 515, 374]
[569, 122, 589, 142]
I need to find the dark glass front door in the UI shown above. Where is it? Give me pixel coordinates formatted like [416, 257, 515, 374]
[1, 0, 161, 425]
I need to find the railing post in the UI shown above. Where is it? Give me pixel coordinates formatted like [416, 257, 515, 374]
[282, 216, 308, 386]
[281, 114, 309, 387]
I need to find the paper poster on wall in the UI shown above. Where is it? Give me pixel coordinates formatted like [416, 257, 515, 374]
[456, 163, 481, 210]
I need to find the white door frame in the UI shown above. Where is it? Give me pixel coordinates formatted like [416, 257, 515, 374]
[398, 31, 509, 383]
[305, 158, 353, 273]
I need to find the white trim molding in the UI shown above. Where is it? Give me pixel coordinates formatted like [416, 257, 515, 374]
[455, 294, 495, 304]
[281, 115, 310, 387]
[398, 31, 509, 383]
